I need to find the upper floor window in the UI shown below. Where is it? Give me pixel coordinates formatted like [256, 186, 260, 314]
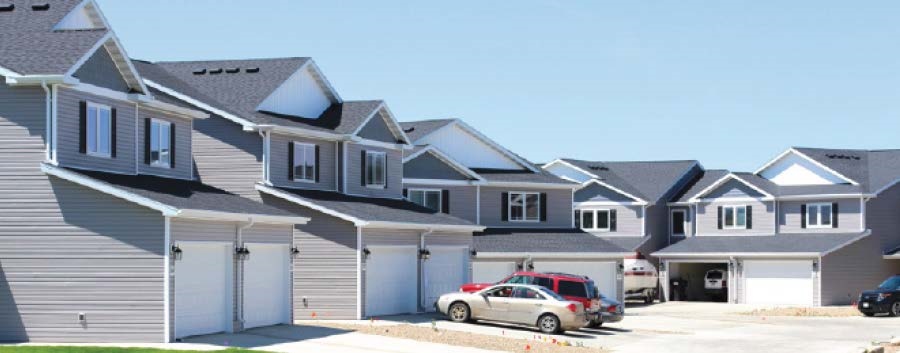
[407, 189, 441, 212]
[364, 151, 387, 188]
[509, 192, 540, 222]
[580, 209, 615, 232]
[86, 102, 112, 157]
[720, 205, 748, 229]
[805, 203, 834, 228]
[149, 119, 172, 168]
[291, 142, 317, 182]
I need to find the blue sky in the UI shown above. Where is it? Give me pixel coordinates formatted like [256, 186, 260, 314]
[98, 0, 900, 171]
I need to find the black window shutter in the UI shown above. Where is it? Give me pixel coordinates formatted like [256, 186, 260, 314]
[383, 156, 388, 189]
[539, 192, 548, 222]
[288, 142, 295, 180]
[501, 192, 509, 222]
[574, 210, 581, 228]
[441, 190, 450, 214]
[832, 202, 839, 228]
[78, 101, 87, 154]
[143, 118, 151, 164]
[800, 204, 807, 228]
[717, 206, 723, 229]
[610, 209, 617, 232]
[110, 108, 117, 158]
[314, 145, 320, 182]
[360, 150, 367, 186]
[169, 123, 175, 168]
[402, 188, 408, 198]
[746, 205, 752, 229]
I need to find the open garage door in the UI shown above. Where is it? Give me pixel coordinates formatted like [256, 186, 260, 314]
[743, 260, 813, 306]
[365, 246, 418, 317]
[423, 246, 469, 310]
[532, 261, 618, 299]
[175, 242, 233, 339]
[472, 261, 517, 283]
[243, 243, 291, 329]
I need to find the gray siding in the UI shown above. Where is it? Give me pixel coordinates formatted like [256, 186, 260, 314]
[243, 223, 293, 244]
[0, 80, 166, 342]
[575, 183, 635, 203]
[269, 133, 337, 191]
[779, 199, 862, 234]
[695, 200, 776, 235]
[72, 48, 130, 93]
[345, 143, 403, 199]
[136, 108, 192, 180]
[362, 228, 420, 247]
[479, 186, 572, 228]
[57, 86, 137, 174]
[425, 232, 473, 247]
[640, 204, 669, 259]
[403, 152, 470, 181]
[578, 204, 643, 235]
[356, 112, 398, 144]
[403, 183, 478, 223]
[668, 206, 694, 238]
[703, 180, 766, 199]
[867, 183, 900, 252]
[192, 115, 263, 200]
[821, 235, 897, 305]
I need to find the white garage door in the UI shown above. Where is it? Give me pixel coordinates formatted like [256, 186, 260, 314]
[532, 261, 618, 298]
[365, 246, 418, 317]
[175, 242, 232, 339]
[423, 246, 468, 310]
[243, 243, 290, 329]
[743, 260, 813, 306]
[472, 261, 517, 283]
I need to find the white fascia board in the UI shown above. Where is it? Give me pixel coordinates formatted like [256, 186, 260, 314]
[695, 197, 774, 203]
[105, 33, 149, 93]
[475, 252, 632, 260]
[403, 178, 482, 186]
[304, 60, 342, 103]
[451, 119, 541, 173]
[349, 135, 405, 149]
[688, 173, 774, 202]
[575, 201, 648, 207]
[820, 230, 872, 256]
[482, 181, 580, 190]
[403, 146, 484, 181]
[5, 75, 75, 86]
[0, 65, 22, 78]
[364, 221, 485, 233]
[653, 252, 820, 259]
[581, 179, 647, 204]
[350, 102, 411, 145]
[266, 125, 345, 141]
[884, 253, 900, 259]
[175, 209, 309, 225]
[755, 148, 859, 186]
[255, 184, 367, 225]
[41, 163, 178, 216]
[135, 96, 209, 120]
[873, 178, 900, 196]
[63, 32, 147, 94]
[776, 193, 872, 201]
[542, 159, 599, 179]
[144, 79, 257, 129]
[64, 31, 113, 78]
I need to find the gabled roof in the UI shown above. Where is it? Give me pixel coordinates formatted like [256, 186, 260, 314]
[403, 145, 483, 181]
[653, 231, 870, 257]
[400, 119, 455, 142]
[601, 235, 651, 252]
[470, 168, 575, 185]
[553, 159, 700, 203]
[754, 147, 900, 196]
[473, 228, 630, 254]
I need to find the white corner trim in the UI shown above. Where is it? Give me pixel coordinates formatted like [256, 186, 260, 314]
[688, 173, 774, 202]
[42, 163, 179, 215]
[355, 226, 362, 320]
[444, 119, 541, 173]
[402, 146, 484, 181]
[754, 148, 859, 186]
[580, 179, 648, 204]
[653, 252, 820, 259]
[162, 215, 171, 343]
[0, 64, 21, 77]
[542, 159, 599, 179]
[176, 209, 308, 224]
[304, 60, 342, 103]
[143, 79, 258, 129]
[255, 184, 367, 225]
[474, 252, 632, 260]
[820, 230, 872, 256]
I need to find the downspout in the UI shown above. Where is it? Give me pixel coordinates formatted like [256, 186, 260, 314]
[134, 102, 140, 174]
[419, 228, 434, 312]
[235, 218, 255, 331]
[162, 216, 172, 342]
[41, 81, 52, 163]
[728, 256, 736, 303]
[258, 130, 271, 185]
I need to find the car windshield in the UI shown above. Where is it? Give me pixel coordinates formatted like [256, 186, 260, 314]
[877, 275, 900, 290]
[707, 271, 724, 279]
[585, 280, 597, 299]
[538, 287, 565, 301]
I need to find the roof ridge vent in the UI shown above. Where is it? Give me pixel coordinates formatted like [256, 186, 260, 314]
[588, 165, 609, 171]
[245, 67, 260, 73]
[0, 4, 14, 12]
[31, 3, 49, 11]
[225, 67, 240, 74]
[192, 69, 207, 75]
[826, 153, 861, 160]
[208, 68, 223, 75]
[403, 127, 415, 133]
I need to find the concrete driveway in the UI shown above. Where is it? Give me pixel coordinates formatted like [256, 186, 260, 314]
[375, 302, 899, 353]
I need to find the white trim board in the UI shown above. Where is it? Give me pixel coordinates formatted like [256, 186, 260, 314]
[402, 146, 484, 181]
[474, 252, 632, 260]
[755, 148, 859, 186]
[579, 179, 648, 204]
[688, 173, 775, 202]
[350, 102, 411, 145]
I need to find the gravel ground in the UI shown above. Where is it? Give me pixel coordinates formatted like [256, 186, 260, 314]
[311, 322, 607, 353]
[739, 306, 861, 317]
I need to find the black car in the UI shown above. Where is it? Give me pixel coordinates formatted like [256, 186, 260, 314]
[857, 275, 900, 317]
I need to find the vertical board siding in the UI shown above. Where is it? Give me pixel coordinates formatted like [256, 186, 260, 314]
[695, 200, 775, 235]
[579, 205, 643, 236]
[821, 235, 893, 305]
[269, 133, 336, 191]
[403, 153, 470, 181]
[640, 205, 669, 259]
[403, 183, 478, 223]
[136, 109, 192, 180]
[0, 81, 166, 342]
[192, 115, 263, 200]
[345, 143, 403, 199]
[72, 48, 131, 93]
[779, 199, 862, 234]
[479, 186, 572, 228]
[56, 87, 136, 174]
[356, 113, 399, 144]
[575, 183, 635, 203]
[703, 180, 766, 199]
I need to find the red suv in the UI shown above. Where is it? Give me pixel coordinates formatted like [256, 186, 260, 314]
[460, 272, 606, 327]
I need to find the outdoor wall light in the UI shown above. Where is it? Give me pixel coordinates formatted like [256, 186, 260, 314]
[290, 246, 300, 259]
[812, 260, 819, 272]
[362, 247, 371, 260]
[170, 244, 183, 261]
[419, 248, 431, 260]
[659, 262, 666, 271]
[526, 262, 535, 271]
[469, 249, 478, 258]
[235, 246, 250, 261]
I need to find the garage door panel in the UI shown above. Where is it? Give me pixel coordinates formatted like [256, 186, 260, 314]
[423, 247, 468, 310]
[365, 246, 418, 317]
[175, 242, 232, 339]
[472, 262, 517, 283]
[532, 261, 617, 298]
[744, 260, 813, 306]
[243, 243, 290, 329]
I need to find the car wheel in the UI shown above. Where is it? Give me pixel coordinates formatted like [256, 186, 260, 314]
[448, 302, 471, 322]
[588, 319, 603, 328]
[644, 289, 654, 304]
[890, 302, 900, 317]
[538, 314, 562, 334]
[863, 312, 875, 317]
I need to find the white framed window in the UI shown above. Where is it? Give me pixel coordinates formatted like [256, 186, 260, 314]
[365, 151, 386, 187]
[292, 142, 317, 182]
[408, 189, 441, 212]
[806, 202, 833, 228]
[722, 205, 747, 229]
[509, 192, 540, 222]
[86, 102, 112, 157]
[580, 209, 611, 231]
[149, 119, 172, 168]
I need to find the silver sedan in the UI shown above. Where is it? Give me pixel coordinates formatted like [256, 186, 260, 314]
[436, 284, 588, 334]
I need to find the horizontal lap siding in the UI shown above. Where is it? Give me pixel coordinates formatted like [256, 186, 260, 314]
[579, 204, 643, 236]
[866, 184, 900, 252]
[363, 229, 420, 247]
[192, 116, 263, 200]
[779, 199, 862, 234]
[404, 183, 478, 223]
[136, 108, 193, 180]
[345, 143, 403, 199]
[243, 223, 293, 244]
[269, 133, 337, 191]
[425, 232, 473, 247]
[56, 87, 136, 174]
[695, 200, 775, 235]
[480, 186, 572, 228]
[1, 81, 165, 342]
[821, 235, 893, 306]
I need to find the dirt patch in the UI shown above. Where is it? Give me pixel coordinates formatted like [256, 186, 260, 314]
[740, 306, 861, 317]
[313, 322, 607, 353]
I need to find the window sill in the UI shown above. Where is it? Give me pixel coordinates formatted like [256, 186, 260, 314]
[149, 163, 172, 169]
[293, 179, 316, 184]
[806, 225, 833, 229]
[365, 185, 386, 190]
[86, 152, 112, 159]
[509, 220, 541, 223]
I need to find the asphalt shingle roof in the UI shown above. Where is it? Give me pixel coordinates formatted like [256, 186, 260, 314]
[671, 169, 730, 202]
[61, 168, 299, 218]
[473, 228, 630, 253]
[653, 232, 867, 256]
[563, 159, 700, 202]
[270, 187, 476, 226]
[599, 235, 649, 252]
[791, 148, 900, 194]
[470, 168, 574, 184]
[400, 119, 455, 142]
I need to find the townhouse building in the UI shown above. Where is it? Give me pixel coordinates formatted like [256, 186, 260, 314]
[400, 120, 632, 301]
[0, 0, 311, 342]
[655, 148, 900, 306]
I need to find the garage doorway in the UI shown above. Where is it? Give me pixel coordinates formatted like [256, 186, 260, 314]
[667, 261, 730, 303]
[365, 246, 418, 317]
[242, 243, 291, 329]
[174, 242, 233, 339]
[423, 246, 469, 311]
